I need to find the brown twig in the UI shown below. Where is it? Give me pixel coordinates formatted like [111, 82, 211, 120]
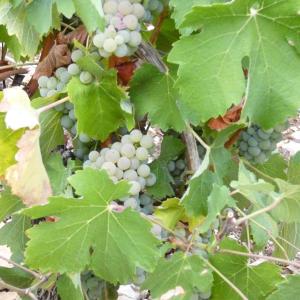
[0, 280, 38, 300]
[0, 68, 28, 81]
[150, 8, 169, 45]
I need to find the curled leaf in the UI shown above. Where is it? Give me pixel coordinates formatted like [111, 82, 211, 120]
[56, 25, 88, 45]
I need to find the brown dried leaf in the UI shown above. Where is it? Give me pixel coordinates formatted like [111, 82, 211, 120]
[33, 44, 71, 79]
[56, 25, 88, 45]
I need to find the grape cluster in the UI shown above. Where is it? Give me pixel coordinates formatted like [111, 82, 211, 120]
[238, 123, 286, 164]
[167, 158, 186, 186]
[94, 0, 163, 58]
[38, 48, 95, 97]
[54, 101, 95, 160]
[84, 129, 156, 201]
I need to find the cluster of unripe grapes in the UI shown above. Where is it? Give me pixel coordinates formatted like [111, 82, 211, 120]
[238, 123, 286, 164]
[84, 129, 157, 208]
[167, 158, 186, 186]
[54, 101, 95, 160]
[38, 48, 95, 98]
[93, 0, 163, 58]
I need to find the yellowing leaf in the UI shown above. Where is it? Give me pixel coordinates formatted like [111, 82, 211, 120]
[5, 128, 52, 206]
[0, 87, 39, 130]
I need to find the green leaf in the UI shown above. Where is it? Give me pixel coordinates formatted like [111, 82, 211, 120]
[23, 169, 159, 284]
[154, 198, 185, 229]
[55, 0, 75, 18]
[199, 184, 235, 233]
[274, 223, 300, 259]
[0, 114, 25, 176]
[26, 0, 53, 35]
[210, 239, 283, 300]
[0, 189, 23, 222]
[68, 71, 126, 141]
[182, 170, 220, 217]
[0, 215, 31, 263]
[267, 275, 300, 300]
[130, 64, 185, 132]
[0, 25, 22, 60]
[45, 153, 74, 196]
[143, 252, 213, 300]
[287, 152, 300, 184]
[57, 274, 84, 300]
[0, 267, 34, 288]
[147, 136, 185, 199]
[72, 0, 104, 32]
[0, 1, 40, 57]
[76, 54, 103, 79]
[156, 18, 180, 52]
[169, 0, 300, 128]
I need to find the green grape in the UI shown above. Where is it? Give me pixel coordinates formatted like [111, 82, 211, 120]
[68, 63, 80, 76]
[80, 71, 93, 84]
[79, 133, 91, 143]
[248, 137, 258, 147]
[71, 49, 84, 62]
[259, 140, 271, 150]
[257, 129, 271, 140]
[239, 141, 248, 151]
[248, 146, 261, 157]
[61, 115, 74, 129]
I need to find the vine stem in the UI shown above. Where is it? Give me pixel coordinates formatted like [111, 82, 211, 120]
[61, 21, 76, 31]
[0, 280, 38, 300]
[0, 62, 38, 71]
[234, 194, 284, 226]
[187, 124, 210, 151]
[219, 249, 300, 268]
[199, 257, 248, 300]
[37, 96, 69, 114]
[0, 255, 43, 280]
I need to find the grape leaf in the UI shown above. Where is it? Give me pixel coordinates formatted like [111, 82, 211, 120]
[0, 25, 21, 60]
[0, 267, 34, 288]
[169, 0, 300, 128]
[130, 64, 185, 132]
[0, 114, 24, 176]
[267, 275, 300, 300]
[26, 0, 54, 35]
[72, 0, 104, 32]
[147, 136, 185, 199]
[0, 215, 30, 263]
[0, 190, 23, 222]
[0, 1, 40, 57]
[182, 170, 220, 217]
[55, 0, 75, 18]
[274, 222, 300, 259]
[199, 184, 235, 233]
[210, 239, 283, 300]
[68, 71, 126, 141]
[143, 252, 213, 300]
[154, 198, 185, 230]
[45, 154, 74, 196]
[23, 169, 160, 284]
[57, 274, 84, 300]
[287, 151, 300, 184]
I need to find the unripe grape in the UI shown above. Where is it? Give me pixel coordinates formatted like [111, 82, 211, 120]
[56, 82, 66, 92]
[257, 129, 270, 140]
[115, 44, 129, 57]
[115, 168, 124, 180]
[60, 71, 71, 83]
[117, 156, 131, 170]
[259, 140, 271, 150]
[248, 146, 261, 157]
[38, 75, 49, 88]
[124, 197, 138, 209]
[130, 129, 143, 143]
[98, 48, 111, 58]
[112, 142, 122, 152]
[149, 0, 159, 11]
[136, 147, 148, 161]
[65, 102, 73, 110]
[248, 137, 258, 147]
[105, 25, 117, 38]
[55, 67, 67, 78]
[103, 38, 117, 53]
[103, 0, 118, 14]
[88, 151, 99, 162]
[123, 169, 138, 181]
[123, 14, 138, 30]
[71, 125, 77, 136]
[71, 49, 84, 62]
[47, 77, 57, 89]
[140, 135, 154, 149]
[138, 177, 146, 189]
[61, 115, 74, 129]
[102, 162, 117, 176]
[93, 32, 106, 48]
[239, 141, 248, 152]
[39, 88, 49, 97]
[79, 133, 91, 143]
[176, 159, 185, 170]
[118, 30, 131, 43]
[137, 164, 151, 178]
[130, 157, 140, 170]
[69, 109, 76, 121]
[118, 1, 133, 15]
[167, 161, 176, 172]
[129, 31, 142, 47]
[47, 89, 57, 97]
[54, 103, 65, 112]
[121, 134, 132, 144]
[95, 156, 105, 168]
[105, 149, 120, 163]
[80, 71, 93, 84]
[129, 181, 141, 195]
[146, 173, 156, 186]
[100, 147, 109, 156]
[121, 143, 136, 158]
[140, 194, 152, 205]
[132, 3, 145, 18]
[115, 34, 125, 45]
[68, 63, 80, 76]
